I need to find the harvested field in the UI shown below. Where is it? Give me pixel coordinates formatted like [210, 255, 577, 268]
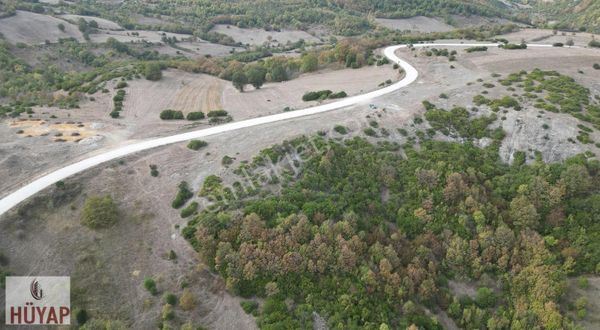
[501, 28, 598, 47]
[152, 40, 241, 58]
[450, 14, 516, 28]
[87, 30, 240, 56]
[120, 70, 225, 135]
[223, 63, 400, 119]
[59, 14, 123, 30]
[209, 24, 321, 45]
[131, 14, 171, 26]
[376, 16, 453, 32]
[0, 11, 84, 44]
[89, 29, 194, 44]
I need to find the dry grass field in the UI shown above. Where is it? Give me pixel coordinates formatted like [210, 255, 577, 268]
[0, 10, 84, 44]
[209, 24, 321, 45]
[375, 16, 453, 32]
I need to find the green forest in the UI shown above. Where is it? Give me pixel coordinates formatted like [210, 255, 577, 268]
[181, 129, 600, 329]
[38, 0, 511, 36]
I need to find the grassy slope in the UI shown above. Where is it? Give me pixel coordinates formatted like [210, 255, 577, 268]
[513, 0, 600, 31]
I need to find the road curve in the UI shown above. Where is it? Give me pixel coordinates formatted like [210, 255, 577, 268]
[0, 43, 580, 216]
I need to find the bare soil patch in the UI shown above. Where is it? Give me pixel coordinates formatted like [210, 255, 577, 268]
[8, 119, 99, 142]
[564, 276, 600, 329]
[0, 10, 84, 44]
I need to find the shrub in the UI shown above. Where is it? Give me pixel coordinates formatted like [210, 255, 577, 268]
[588, 40, 600, 48]
[500, 43, 527, 50]
[172, 181, 193, 209]
[328, 91, 347, 99]
[222, 155, 234, 166]
[552, 43, 564, 47]
[207, 110, 228, 117]
[149, 164, 159, 177]
[475, 287, 496, 308]
[187, 140, 208, 151]
[144, 278, 158, 295]
[163, 292, 177, 305]
[144, 63, 162, 81]
[115, 81, 128, 89]
[422, 100, 436, 111]
[76, 309, 88, 325]
[186, 111, 205, 120]
[109, 111, 120, 118]
[81, 196, 118, 229]
[160, 109, 184, 120]
[180, 201, 198, 218]
[363, 127, 377, 136]
[302, 90, 332, 101]
[209, 116, 233, 124]
[161, 304, 174, 320]
[593, 63, 600, 70]
[577, 277, 590, 289]
[179, 288, 196, 311]
[334, 125, 348, 134]
[465, 46, 488, 53]
[240, 300, 259, 314]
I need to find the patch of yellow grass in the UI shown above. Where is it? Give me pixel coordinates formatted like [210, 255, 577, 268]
[9, 119, 98, 143]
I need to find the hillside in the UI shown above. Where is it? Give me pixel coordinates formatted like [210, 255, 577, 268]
[511, 0, 600, 32]
[54, 0, 514, 36]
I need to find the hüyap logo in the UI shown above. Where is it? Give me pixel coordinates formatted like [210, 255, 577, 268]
[5, 276, 71, 325]
[30, 279, 43, 300]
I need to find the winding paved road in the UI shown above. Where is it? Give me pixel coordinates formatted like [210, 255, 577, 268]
[0, 43, 580, 216]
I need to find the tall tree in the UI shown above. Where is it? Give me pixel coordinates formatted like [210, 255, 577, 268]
[246, 67, 266, 89]
[232, 72, 248, 92]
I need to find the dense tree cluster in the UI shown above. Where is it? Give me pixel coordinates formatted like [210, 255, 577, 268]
[183, 133, 600, 329]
